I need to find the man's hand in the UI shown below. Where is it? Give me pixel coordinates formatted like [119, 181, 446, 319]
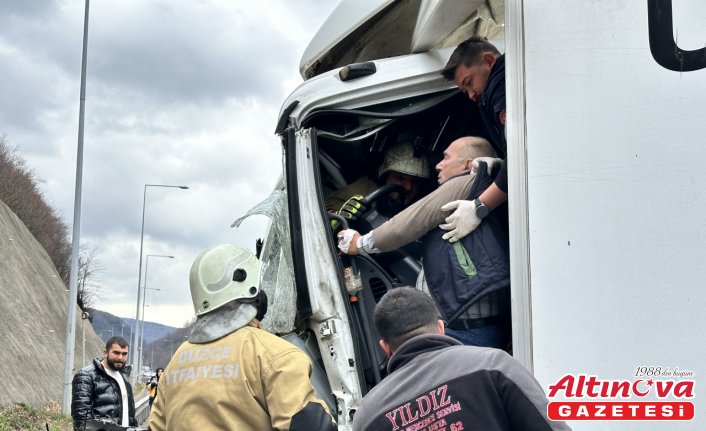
[337, 195, 367, 221]
[439, 200, 481, 243]
[472, 157, 503, 175]
[337, 229, 361, 255]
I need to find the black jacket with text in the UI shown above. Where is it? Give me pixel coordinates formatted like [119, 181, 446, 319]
[352, 334, 571, 431]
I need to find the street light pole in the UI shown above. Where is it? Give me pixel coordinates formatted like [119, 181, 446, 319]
[137, 253, 171, 377]
[139, 288, 161, 373]
[130, 184, 187, 378]
[61, 0, 90, 415]
[163, 339, 170, 365]
[82, 320, 85, 366]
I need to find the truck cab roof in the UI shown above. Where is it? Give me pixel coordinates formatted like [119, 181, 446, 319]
[299, 0, 505, 79]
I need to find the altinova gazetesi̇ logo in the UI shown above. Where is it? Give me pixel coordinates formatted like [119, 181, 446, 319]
[546, 367, 696, 421]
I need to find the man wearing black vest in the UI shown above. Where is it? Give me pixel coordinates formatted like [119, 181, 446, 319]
[337, 136, 511, 349]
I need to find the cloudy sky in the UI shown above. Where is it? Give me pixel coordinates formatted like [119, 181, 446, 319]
[1, 0, 340, 327]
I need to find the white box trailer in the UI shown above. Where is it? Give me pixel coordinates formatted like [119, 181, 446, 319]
[507, 0, 705, 429]
[240, 0, 705, 429]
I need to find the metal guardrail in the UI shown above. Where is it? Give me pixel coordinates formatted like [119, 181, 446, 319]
[135, 395, 150, 426]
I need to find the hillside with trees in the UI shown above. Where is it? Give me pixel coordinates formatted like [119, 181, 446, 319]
[0, 198, 104, 407]
[0, 136, 193, 407]
[0, 136, 106, 407]
[0, 136, 97, 309]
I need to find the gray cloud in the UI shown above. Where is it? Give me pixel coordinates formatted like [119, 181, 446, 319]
[85, 1, 307, 106]
[2, 0, 339, 327]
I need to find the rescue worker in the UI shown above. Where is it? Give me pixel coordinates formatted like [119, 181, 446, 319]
[352, 287, 572, 431]
[438, 37, 509, 242]
[326, 139, 432, 221]
[147, 244, 337, 431]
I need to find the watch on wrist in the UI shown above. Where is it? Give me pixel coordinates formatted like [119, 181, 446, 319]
[473, 198, 489, 219]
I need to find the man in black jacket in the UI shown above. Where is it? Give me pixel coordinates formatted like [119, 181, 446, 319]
[439, 37, 510, 243]
[71, 336, 137, 430]
[352, 287, 571, 431]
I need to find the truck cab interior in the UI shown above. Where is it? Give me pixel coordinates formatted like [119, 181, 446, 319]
[301, 88, 491, 392]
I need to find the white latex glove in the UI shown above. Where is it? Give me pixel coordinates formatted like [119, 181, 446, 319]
[472, 157, 503, 175]
[337, 229, 361, 254]
[439, 200, 481, 243]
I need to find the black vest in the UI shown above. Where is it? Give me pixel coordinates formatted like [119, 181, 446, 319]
[420, 165, 510, 323]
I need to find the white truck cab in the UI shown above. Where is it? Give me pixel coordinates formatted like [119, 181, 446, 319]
[234, 1, 706, 429]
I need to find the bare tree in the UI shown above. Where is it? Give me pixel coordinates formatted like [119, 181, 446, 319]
[0, 136, 100, 310]
[77, 245, 102, 309]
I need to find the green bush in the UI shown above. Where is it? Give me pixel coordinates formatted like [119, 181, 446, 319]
[0, 401, 72, 431]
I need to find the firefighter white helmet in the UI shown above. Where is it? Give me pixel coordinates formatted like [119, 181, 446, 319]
[378, 140, 431, 179]
[189, 244, 261, 316]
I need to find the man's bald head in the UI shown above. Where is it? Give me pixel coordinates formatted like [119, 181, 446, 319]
[435, 136, 496, 184]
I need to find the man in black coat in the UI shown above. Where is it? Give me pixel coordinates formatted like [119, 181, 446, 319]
[352, 288, 571, 431]
[71, 336, 137, 430]
[439, 37, 509, 243]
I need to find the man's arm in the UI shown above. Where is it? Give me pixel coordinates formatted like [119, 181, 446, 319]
[440, 162, 508, 243]
[71, 370, 93, 430]
[480, 181, 508, 210]
[266, 350, 337, 431]
[338, 175, 474, 254]
[368, 175, 475, 252]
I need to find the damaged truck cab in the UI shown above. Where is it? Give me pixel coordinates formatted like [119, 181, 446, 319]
[235, 0, 706, 429]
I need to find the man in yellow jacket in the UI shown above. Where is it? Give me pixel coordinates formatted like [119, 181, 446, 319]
[148, 244, 336, 431]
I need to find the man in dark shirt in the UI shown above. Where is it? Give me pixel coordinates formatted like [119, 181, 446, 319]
[439, 37, 509, 242]
[352, 288, 571, 431]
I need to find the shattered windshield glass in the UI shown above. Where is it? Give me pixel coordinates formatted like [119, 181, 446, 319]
[232, 159, 296, 334]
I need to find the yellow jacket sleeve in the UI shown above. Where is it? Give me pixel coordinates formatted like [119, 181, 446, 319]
[264, 349, 336, 431]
